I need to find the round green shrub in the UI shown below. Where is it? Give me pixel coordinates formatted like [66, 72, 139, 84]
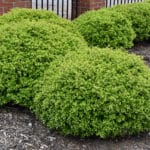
[73, 9, 135, 49]
[110, 2, 150, 41]
[0, 8, 78, 35]
[34, 48, 150, 138]
[0, 20, 87, 107]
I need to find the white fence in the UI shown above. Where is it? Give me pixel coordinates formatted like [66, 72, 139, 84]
[106, 0, 143, 7]
[32, 0, 72, 19]
[32, 0, 144, 19]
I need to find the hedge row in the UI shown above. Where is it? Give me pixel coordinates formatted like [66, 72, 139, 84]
[74, 2, 150, 48]
[0, 7, 150, 139]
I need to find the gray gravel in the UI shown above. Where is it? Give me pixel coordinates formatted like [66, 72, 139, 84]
[0, 106, 150, 150]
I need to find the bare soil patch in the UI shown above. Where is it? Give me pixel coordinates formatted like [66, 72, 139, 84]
[129, 40, 150, 67]
[0, 41, 150, 150]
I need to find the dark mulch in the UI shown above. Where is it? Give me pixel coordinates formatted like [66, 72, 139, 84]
[0, 41, 150, 150]
[128, 40, 150, 67]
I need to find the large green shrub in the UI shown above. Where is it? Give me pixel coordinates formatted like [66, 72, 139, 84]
[0, 8, 78, 35]
[0, 20, 87, 107]
[34, 48, 150, 138]
[73, 9, 135, 49]
[110, 2, 150, 41]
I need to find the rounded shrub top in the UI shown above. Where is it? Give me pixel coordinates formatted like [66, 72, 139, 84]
[34, 48, 150, 138]
[110, 2, 150, 41]
[0, 8, 58, 22]
[0, 8, 58, 26]
[0, 20, 87, 107]
[0, 8, 78, 35]
[73, 9, 135, 49]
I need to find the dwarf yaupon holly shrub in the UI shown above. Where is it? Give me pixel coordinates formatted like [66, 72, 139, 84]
[34, 48, 150, 138]
[110, 2, 150, 42]
[73, 9, 135, 49]
[0, 20, 87, 107]
[0, 8, 78, 35]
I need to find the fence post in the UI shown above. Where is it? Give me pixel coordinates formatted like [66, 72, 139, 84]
[72, 0, 106, 19]
[0, 0, 32, 15]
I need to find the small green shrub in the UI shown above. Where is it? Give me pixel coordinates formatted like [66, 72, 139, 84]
[73, 9, 135, 49]
[0, 8, 78, 35]
[0, 20, 87, 107]
[110, 2, 150, 41]
[34, 48, 150, 138]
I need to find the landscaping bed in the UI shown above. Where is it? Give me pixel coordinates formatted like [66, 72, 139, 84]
[0, 41, 150, 150]
[0, 3, 150, 149]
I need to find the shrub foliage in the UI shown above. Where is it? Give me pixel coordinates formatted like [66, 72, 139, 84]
[0, 20, 87, 107]
[111, 2, 150, 41]
[73, 9, 135, 49]
[34, 48, 150, 138]
[0, 8, 78, 35]
[0, 6, 150, 139]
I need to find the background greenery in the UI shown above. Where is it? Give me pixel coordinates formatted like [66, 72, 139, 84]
[73, 9, 135, 49]
[110, 2, 150, 42]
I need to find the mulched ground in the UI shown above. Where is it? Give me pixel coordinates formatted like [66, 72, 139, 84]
[0, 41, 150, 150]
[128, 40, 150, 67]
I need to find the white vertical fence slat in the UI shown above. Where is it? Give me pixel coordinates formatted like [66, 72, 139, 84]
[32, 0, 72, 19]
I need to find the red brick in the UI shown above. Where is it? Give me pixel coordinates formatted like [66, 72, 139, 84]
[0, 0, 105, 18]
[0, 7, 4, 13]
[72, 0, 105, 19]
[0, 0, 32, 15]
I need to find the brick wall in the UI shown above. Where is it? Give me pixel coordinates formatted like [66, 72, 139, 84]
[0, 0, 105, 19]
[0, 0, 32, 15]
[72, 0, 105, 19]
